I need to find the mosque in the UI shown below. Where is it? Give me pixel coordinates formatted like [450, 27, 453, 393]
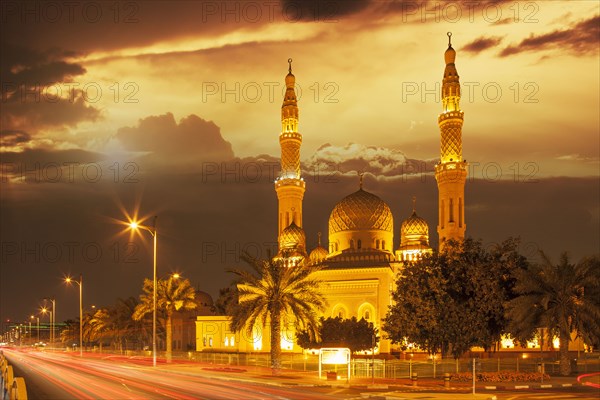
[196, 33, 468, 354]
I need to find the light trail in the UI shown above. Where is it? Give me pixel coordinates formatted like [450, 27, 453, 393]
[2, 348, 334, 399]
[577, 372, 600, 389]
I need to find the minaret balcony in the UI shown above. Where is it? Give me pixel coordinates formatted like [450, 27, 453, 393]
[435, 161, 467, 173]
[438, 110, 464, 123]
[280, 132, 302, 141]
[275, 177, 306, 189]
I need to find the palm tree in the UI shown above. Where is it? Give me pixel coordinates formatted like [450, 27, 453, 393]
[133, 275, 197, 363]
[86, 308, 110, 350]
[506, 253, 600, 375]
[107, 297, 140, 352]
[229, 253, 326, 375]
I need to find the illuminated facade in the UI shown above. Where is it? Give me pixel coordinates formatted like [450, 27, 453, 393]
[435, 33, 467, 248]
[197, 36, 467, 354]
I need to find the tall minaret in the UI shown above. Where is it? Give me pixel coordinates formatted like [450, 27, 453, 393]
[275, 58, 305, 239]
[435, 33, 467, 248]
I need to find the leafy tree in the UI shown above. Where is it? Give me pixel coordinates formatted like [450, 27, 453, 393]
[297, 316, 378, 353]
[133, 275, 197, 363]
[228, 253, 326, 375]
[506, 253, 600, 375]
[384, 238, 528, 358]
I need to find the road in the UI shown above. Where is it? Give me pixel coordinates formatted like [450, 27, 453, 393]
[2, 348, 599, 400]
[2, 348, 335, 399]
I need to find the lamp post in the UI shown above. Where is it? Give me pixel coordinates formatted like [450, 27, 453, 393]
[41, 307, 52, 344]
[31, 315, 39, 343]
[65, 274, 83, 357]
[44, 298, 56, 347]
[371, 334, 377, 384]
[129, 216, 158, 367]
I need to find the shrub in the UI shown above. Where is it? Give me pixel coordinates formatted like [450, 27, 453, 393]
[450, 371, 550, 382]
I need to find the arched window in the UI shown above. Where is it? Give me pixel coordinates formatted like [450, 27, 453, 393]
[376, 239, 380, 249]
[350, 239, 354, 249]
[358, 303, 374, 323]
[332, 304, 347, 319]
[357, 239, 362, 249]
[382, 240, 386, 250]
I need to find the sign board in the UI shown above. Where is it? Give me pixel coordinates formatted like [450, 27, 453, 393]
[318, 348, 351, 381]
[320, 348, 351, 365]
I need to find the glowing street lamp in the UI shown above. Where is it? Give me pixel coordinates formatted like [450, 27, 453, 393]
[128, 216, 158, 367]
[43, 298, 56, 347]
[30, 315, 39, 343]
[40, 307, 52, 343]
[65, 274, 83, 357]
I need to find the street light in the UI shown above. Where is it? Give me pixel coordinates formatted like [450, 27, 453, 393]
[40, 307, 52, 344]
[43, 298, 56, 347]
[31, 315, 39, 343]
[128, 216, 158, 367]
[65, 274, 83, 357]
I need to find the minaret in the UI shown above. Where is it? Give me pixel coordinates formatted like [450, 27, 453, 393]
[435, 33, 467, 248]
[275, 58, 305, 240]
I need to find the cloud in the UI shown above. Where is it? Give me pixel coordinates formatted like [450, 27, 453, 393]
[116, 113, 234, 165]
[0, 130, 31, 150]
[1, 44, 85, 94]
[0, 2, 278, 55]
[0, 44, 101, 135]
[500, 15, 600, 57]
[462, 36, 503, 54]
[303, 143, 434, 179]
[280, 0, 371, 20]
[1, 91, 101, 134]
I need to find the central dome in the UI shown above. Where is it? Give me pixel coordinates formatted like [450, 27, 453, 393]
[329, 188, 393, 234]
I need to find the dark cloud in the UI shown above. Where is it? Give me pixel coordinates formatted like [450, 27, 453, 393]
[0, 147, 104, 167]
[0, 130, 31, 148]
[0, 1, 272, 54]
[1, 90, 101, 133]
[462, 36, 503, 53]
[116, 113, 234, 165]
[0, 43, 100, 135]
[280, 0, 371, 20]
[500, 15, 600, 57]
[1, 44, 85, 94]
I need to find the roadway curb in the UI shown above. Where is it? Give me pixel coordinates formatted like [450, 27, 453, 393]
[159, 367, 583, 393]
[481, 382, 577, 390]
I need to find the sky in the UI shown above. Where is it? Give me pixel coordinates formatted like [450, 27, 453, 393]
[1, 0, 599, 327]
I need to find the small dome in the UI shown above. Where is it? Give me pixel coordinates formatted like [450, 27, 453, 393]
[401, 211, 429, 238]
[309, 245, 328, 263]
[445, 46, 456, 64]
[329, 188, 393, 234]
[279, 221, 306, 250]
[195, 291, 214, 307]
[285, 72, 295, 87]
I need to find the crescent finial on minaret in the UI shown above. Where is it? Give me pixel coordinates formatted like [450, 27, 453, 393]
[447, 32, 452, 47]
[288, 58, 293, 73]
[412, 196, 417, 213]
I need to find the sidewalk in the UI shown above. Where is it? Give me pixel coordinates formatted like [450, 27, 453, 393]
[158, 361, 585, 393]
